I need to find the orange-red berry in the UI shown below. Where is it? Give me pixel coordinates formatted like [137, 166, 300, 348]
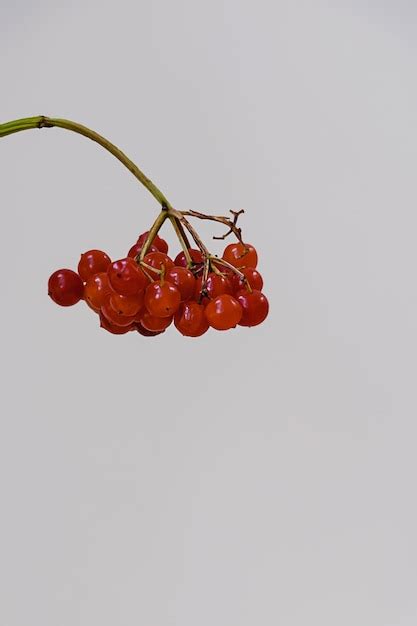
[108, 258, 147, 296]
[204, 294, 242, 330]
[195, 272, 232, 302]
[84, 272, 112, 311]
[140, 310, 173, 332]
[144, 281, 181, 318]
[78, 250, 111, 281]
[137, 231, 169, 254]
[236, 290, 269, 327]
[222, 242, 258, 269]
[101, 296, 138, 327]
[230, 267, 263, 293]
[134, 321, 165, 336]
[174, 248, 204, 268]
[127, 242, 158, 259]
[166, 266, 196, 301]
[99, 312, 134, 334]
[142, 251, 174, 278]
[174, 301, 209, 337]
[109, 291, 144, 317]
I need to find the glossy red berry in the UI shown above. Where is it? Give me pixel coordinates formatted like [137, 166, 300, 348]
[195, 272, 232, 302]
[140, 311, 173, 332]
[78, 250, 111, 282]
[204, 294, 242, 330]
[174, 248, 204, 268]
[134, 321, 165, 336]
[48, 269, 84, 307]
[174, 301, 209, 337]
[107, 257, 147, 296]
[109, 291, 144, 317]
[166, 266, 196, 301]
[142, 251, 174, 277]
[99, 312, 134, 334]
[230, 267, 264, 293]
[236, 290, 269, 327]
[222, 242, 258, 269]
[101, 296, 138, 327]
[127, 242, 158, 259]
[137, 231, 169, 254]
[84, 272, 113, 311]
[144, 281, 181, 318]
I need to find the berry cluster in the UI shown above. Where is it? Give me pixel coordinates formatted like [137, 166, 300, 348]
[1, 115, 270, 338]
[48, 230, 269, 338]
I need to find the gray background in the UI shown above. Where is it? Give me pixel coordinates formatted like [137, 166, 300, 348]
[1, 1, 417, 624]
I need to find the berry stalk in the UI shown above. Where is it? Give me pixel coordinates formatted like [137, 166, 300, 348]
[168, 215, 193, 267]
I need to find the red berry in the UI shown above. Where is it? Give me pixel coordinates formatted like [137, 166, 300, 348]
[48, 269, 84, 307]
[174, 248, 204, 268]
[144, 281, 181, 318]
[204, 294, 242, 330]
[142, 251, 174, 277]
[236, 290, 269, 327]
[107, 258, 147, 296]
[101, 296, 138, 327]
[195, 272, 232, 301]
[134, 321, 165, 337]
[140, 310, 173, 332]
[127, 242, 158, 259]
[166, 266, 196, 301]
[84, 272, 113, 311]
[78, 250, 111, 281]
[174, 302, 209, 337]
[208, 273, 232, 296]
[99, 312, 134, 334]
[109, 291, 144, 317]
[137, 231, 168, 254]
[222, 242, 258, 269]
[230, 267, 263, 293]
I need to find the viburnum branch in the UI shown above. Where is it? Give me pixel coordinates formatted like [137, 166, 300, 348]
[3, 113, 270, 336]
[181, 209, 245, 242]
[0, 115, 173, 209]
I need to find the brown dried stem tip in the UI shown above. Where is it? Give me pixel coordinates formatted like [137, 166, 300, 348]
[181, 209, 245, 242]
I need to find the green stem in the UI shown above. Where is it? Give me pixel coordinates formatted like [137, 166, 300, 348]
[168, 215, 193, 267]
[0, 115, 173, 209]
[138, 209, 168, 261]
